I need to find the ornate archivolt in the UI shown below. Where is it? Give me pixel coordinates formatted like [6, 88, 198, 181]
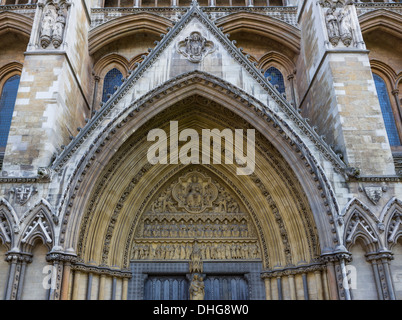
[132, 169, 261, 262]
[72, 95, 322, 271]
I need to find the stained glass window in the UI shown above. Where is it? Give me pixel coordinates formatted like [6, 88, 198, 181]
[102, 68, 123, 103]
[264, 66, 286, 97]
[0, 75, 20, 154]
[373, 74, 401, 146]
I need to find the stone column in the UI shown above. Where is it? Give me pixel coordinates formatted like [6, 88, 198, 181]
[98, 274, 106, 300]
[301, 273, 309, 300]
[379, 253, 396, 300]
[392, 89, 402, 125]
[5, 254, 18, 300]
[16, 255, 31, 300]
[86, 273, 93, 300]
[323, 259, 338, 300]
[366, 252, 395, 300]
[287, 72, 297, 108]
[264, 278, 272, 300]
[60, 261, 72, 300]
[122, 278, 129, 300]
[314, 269, 324, 300]
[287, 273, 297, 300]
[366, 255, 384, 300]
[91, 75, 101, 117]
[71, 270, 81, 300]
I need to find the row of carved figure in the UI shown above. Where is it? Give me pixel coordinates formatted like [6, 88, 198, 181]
[132, 242, 261, 261]
[141, 220, 251, 238]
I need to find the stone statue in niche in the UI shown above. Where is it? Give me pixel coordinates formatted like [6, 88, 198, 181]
[52, 7, 66, 49]
[39, 2, 68, 49]
[177, 31, 215, 63]
[338, 10, 353, 47]
[324, 6, 354, 47]
[40, 5, 56, 49]
[325, 8, 340, 46]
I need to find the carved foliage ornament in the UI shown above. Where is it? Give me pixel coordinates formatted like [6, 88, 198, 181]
[177, 31, 216, 63]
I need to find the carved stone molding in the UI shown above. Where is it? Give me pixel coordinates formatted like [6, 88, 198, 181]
[70, 263, 132, 279]
[261, 263, 326, 279]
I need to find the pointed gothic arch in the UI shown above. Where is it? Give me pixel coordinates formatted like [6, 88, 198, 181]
[53, 71, 344, 272]
[0, 198, 17, 250]
[382, 198, 402, 249]
[88, 13, 173, 55]
[342, 198, 381, 253]
[19, 199, 55, 252]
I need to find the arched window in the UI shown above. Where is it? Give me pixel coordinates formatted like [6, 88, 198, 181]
[102, 68, 123, 103]
[0, 74, 20, 157]
[264, 66, 286, 97]
[373, 74, 401, 146]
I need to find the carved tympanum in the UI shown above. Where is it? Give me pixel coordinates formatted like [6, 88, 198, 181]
[132, 169, 261, 261]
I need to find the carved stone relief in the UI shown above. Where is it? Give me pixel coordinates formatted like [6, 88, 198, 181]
[132, 169, 261, 261]
[177, 31, 215, 63]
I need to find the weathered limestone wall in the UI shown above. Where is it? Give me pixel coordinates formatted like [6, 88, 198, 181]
[296, 0, 395, 176]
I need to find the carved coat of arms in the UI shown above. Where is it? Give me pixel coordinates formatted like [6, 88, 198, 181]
[364, 186, 383, 205]
[177, 32, 216, 63]
[10, 185, 37, 205]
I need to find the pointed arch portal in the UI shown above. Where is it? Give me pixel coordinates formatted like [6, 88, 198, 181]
[54, 3, 347, 300]
[60, 74, 342, 299]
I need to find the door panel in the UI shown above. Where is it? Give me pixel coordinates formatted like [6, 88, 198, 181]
[144, 275, 249, 300]
[145, 276, 189, 300]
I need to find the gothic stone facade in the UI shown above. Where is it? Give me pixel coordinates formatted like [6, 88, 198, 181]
[0, 0, 401, 300]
